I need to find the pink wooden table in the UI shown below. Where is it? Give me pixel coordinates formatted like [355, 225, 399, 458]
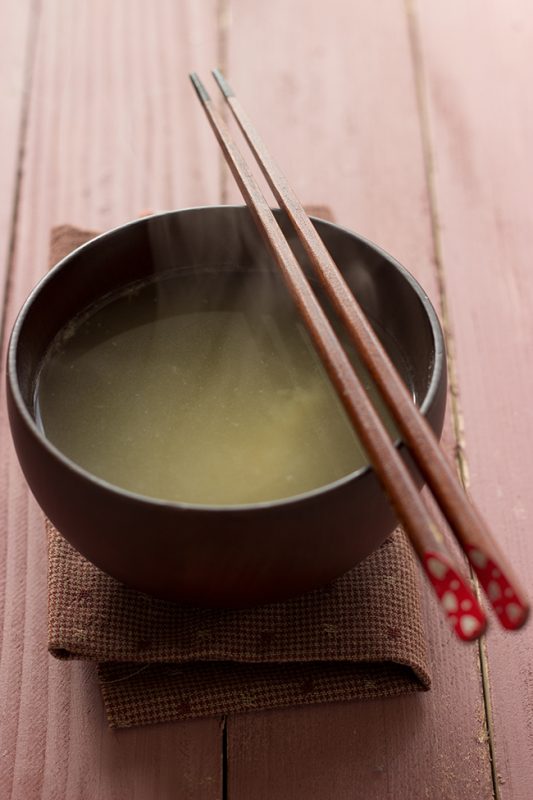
[1, 2, 532, 797]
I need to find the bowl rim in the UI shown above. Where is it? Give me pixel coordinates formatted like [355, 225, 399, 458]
[7, 204, 446, 513]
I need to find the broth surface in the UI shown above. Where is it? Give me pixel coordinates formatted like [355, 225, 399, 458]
[36, 270, 401, 504]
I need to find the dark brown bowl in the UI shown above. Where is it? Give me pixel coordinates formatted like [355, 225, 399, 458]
[7, 206, 446, 606]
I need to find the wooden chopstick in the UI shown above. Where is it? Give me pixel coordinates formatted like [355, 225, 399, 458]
[192, 72, 491, 641]
[209, 70, 530, 634]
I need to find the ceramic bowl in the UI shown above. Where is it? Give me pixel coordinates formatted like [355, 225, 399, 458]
[7, 206, 446, 605]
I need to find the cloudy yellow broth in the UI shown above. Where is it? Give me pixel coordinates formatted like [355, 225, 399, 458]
[36, 270, 401, 505]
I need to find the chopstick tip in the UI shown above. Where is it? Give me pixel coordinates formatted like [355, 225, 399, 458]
[212, 68, 235, 98]
[189, 73, 210, 102]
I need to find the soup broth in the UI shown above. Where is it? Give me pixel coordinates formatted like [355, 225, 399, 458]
[36, 269, 403, 505]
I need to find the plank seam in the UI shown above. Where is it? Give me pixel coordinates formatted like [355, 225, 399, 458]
[0, 0, 42, 360]
[404, 1, 500, 798]
[0, 3, 42, 788]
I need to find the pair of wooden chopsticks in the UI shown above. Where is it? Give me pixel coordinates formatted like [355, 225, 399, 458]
[190, 70, 529, 641]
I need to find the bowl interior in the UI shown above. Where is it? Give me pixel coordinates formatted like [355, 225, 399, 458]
[11, 206, 442, 502]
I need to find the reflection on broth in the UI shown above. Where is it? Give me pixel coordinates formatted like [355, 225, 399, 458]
[36, 270, 402, 505]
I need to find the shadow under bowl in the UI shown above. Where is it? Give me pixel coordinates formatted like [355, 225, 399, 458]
[7, 206, 447, 606]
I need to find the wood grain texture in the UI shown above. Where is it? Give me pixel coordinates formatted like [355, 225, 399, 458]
[415, 1, 533, 797]
[224, 1, 493, 796]
[0, 0, 35, 317]
[2, 1, 528, 797]
[0, 1, 222, 798]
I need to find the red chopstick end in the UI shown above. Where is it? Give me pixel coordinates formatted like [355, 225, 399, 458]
[467, 546, 529, 630]
[424, 552, 487, 641]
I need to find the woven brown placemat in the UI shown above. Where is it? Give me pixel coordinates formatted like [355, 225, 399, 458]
[46, 224, 431, 729]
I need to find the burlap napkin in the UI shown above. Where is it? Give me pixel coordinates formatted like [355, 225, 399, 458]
[46, 223, 431, 729]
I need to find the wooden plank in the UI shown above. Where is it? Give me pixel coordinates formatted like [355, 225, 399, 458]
[0, 0, 34, 316]
[0, 1, 222, 798]
[414, 2, 533, 797]
[225, 2, 493, 797]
